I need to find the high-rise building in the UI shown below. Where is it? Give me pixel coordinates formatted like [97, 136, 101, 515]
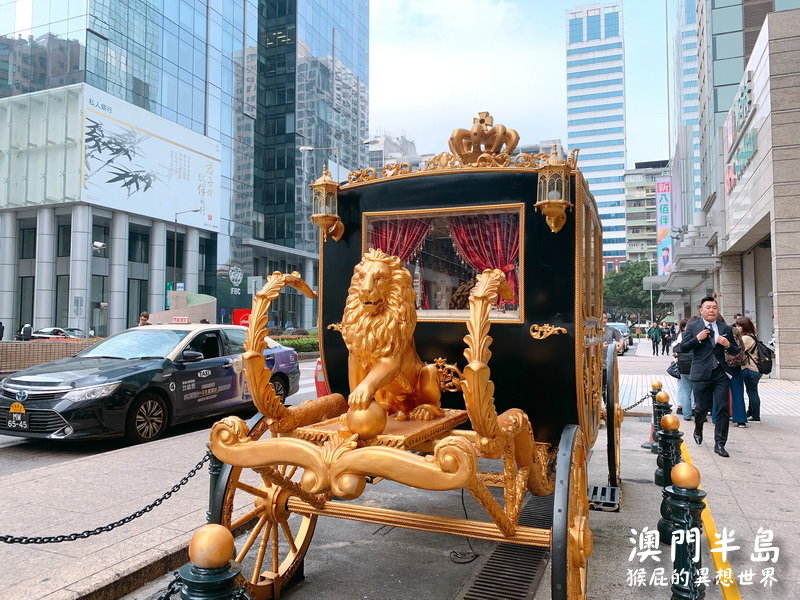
[624, 160, 669, 263]
[670, 0, 701, 223]
[0, 0, 368, 338]
[566, 2, 626, 273]
[663, 2, 800, 378]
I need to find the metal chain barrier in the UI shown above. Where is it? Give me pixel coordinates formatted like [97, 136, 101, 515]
[622, 392, 651, 413]
[0, 451, 211, 545]
[156, 572, 182, 600]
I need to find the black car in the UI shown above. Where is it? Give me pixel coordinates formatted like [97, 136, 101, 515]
[0, 324, 300, 443]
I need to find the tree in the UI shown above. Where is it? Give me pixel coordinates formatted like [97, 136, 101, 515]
[603, 261, 670, 322]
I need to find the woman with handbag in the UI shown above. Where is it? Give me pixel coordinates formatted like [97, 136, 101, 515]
[672, 317, 696, 420]
[729, 316, 748, 428]
[736, 316, 763, 422]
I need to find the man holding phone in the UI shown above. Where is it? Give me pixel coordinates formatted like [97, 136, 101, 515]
[680, 296, 742, 457]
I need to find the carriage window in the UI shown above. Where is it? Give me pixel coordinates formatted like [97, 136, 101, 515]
[364, 205, 523, 322]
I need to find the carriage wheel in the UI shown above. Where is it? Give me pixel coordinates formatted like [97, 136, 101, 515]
[552, 425, 592, 600]
[605, 346, 622, 488]
[210, 415, 317, 599]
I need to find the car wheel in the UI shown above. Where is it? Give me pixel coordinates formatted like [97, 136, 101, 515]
[125, 392, 168, 443]
[270, 374, 288, 403]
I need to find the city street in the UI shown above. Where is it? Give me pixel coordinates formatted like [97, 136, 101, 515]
[1, 343, 798, 599]
[0, 360, 320, 476]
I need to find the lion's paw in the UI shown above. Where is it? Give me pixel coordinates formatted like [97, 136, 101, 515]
[409, 404, 444, 421]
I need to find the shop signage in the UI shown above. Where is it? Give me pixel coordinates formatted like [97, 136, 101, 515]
[655, 178, 672, 276]
[723, 71, 757, 193]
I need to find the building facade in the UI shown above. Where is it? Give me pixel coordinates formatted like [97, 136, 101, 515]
[0, 0, 368, 339]
[663, 4, 800, 379]
[566, 2, 627, 273]
[624, 160, 669, 264]
[670, 0, 702, 224]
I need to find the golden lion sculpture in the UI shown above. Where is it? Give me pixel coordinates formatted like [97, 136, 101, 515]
[334, 248, 443, 422]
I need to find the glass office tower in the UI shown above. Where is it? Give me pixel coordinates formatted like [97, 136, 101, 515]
[566, 2, 627, 273]
[0, 0, 368, 337]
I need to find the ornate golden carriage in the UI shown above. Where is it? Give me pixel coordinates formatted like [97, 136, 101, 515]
[207, 114, 622, 600]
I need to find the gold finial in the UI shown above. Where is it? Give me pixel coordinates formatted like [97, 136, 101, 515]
[671, 463, 701, 489]
[661, 414, 680, 431]
[651, 380, 663, 391]
[655, 391, 670, 403]
[188, 524, 235, 568]
[545, 143, 566, 166]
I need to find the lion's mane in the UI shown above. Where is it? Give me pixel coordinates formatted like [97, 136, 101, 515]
[339, 249, 417, 365]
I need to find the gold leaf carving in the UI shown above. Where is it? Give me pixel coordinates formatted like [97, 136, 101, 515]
[346, 167, 378, 184]
[421, 152, 462, 171]
[529, 324, 568, 340]
[382, 162, 413, 178]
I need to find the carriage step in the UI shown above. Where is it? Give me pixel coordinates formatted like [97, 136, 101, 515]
[588, 484, 621, 512]
[457, 495, 553, 600]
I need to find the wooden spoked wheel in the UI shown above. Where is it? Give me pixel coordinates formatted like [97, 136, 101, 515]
[213, 416, 317, 599]
[552, 425, 592, 600]
[604, 345, 622, 488]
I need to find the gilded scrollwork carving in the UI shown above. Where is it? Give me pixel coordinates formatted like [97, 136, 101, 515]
[421, 152, 462, 171]
[514, 152, 549, 168]
[475, 152, 511, 168]
[461, 269, 514, 458]
[566, 148, 580, 170]
[382, 162, 413, 178]
[347, 167, 378, 184]
[529, 324, 568, 340]
[434, 357, 463, 392]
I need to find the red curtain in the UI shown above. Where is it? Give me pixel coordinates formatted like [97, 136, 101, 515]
[369, 218, 431, 263]
[369, 218, 432, 309]
[448, 214, 519, 305]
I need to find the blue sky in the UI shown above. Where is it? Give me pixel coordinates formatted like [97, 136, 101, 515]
[369, 0, 671, 168]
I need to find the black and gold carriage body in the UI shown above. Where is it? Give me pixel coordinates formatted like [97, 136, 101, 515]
[205, 118, 622, 600]
[320, 166, 606, 450]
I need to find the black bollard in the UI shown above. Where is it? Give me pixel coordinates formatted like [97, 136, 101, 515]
[655, 414, 684, 487]
[651, 389, 672, 455]
[206, 452, 224, 524]
[641, 381, 661, 450]
[179, 524, 240, 600]
[665, 463, 707, 600]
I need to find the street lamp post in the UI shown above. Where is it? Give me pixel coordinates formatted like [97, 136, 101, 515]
[648, 259, 654, 325]
[173, 209, 201, 294]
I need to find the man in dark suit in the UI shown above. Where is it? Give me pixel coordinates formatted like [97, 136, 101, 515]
[680, 296, 741, 457]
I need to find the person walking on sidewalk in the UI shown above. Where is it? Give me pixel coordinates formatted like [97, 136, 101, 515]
[729, 314, 748, 428]
[648, 322, 662, 355]
[736, 316, 763, 422]
[672, 317, 696, 420]
[680, 296, 742, 458]
[660, 322, 673, 355]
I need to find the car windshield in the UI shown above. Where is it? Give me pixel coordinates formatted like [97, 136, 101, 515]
[608, 323, 629, 334]
[63, 328, 87, 336]
[79, 329, 190, 359]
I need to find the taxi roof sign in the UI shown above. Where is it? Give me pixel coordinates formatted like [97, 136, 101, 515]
[172, 316, 190, 324]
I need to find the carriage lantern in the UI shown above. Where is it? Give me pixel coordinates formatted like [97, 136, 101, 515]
[534, 145, 574, 234]
[310, 166, 345, 241]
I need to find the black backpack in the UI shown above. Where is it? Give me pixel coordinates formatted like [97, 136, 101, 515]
[747, 335, 774, 375]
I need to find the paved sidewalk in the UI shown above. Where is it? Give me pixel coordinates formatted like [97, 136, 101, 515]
[1, 370, 798, 600]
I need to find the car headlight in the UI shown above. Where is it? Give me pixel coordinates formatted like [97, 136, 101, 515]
[61, 382, 122, 402]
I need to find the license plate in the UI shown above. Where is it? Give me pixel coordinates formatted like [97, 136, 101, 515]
[6, 402, 29, 430]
